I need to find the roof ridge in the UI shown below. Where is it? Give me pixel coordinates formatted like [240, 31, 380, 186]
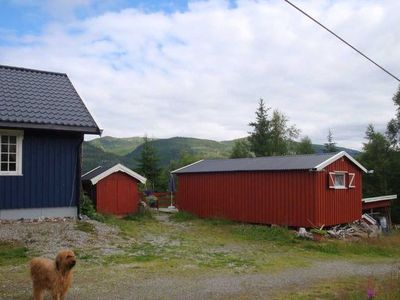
[203, 152, 339, 161]
[0, 64, 67, 76]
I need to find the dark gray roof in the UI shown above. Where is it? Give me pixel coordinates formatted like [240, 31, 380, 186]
[0, 64, 100, 133]
[82, 165, 111, 181]
[173, 152, 340, 174]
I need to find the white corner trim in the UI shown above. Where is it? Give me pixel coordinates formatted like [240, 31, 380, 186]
[314, 151, 368, 173]
[171, 159, 204, 174]
[362, 194, 397, 203]
[90, 163, 147, 185]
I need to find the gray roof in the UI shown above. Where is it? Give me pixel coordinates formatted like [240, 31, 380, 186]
[173, 152, 342, 174]
[82, 165, 111, 181]
[0, 64, 100, 134]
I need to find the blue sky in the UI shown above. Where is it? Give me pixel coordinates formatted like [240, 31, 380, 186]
[0, 1, 190, 36]
[0, 0, 399, 149]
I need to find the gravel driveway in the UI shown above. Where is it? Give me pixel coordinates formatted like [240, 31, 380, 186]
[62, 260, 398, 299]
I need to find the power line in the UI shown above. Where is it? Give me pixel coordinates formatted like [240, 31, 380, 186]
[282, 0, 400, 82]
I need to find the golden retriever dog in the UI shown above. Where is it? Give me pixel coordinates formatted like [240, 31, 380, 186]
[29, 249, 76, 300]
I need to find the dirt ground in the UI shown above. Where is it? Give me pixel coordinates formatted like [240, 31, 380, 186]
[1, 212, 399, 299]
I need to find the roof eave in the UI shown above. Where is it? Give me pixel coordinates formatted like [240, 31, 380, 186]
[90, 163, 147, 185]
[0, 121, 102, 135]
[314, 151, 368, 173]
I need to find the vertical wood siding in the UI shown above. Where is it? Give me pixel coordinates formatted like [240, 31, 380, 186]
[176, 157, 363, 227]
[315, 157, 362, 226]
[176, 170, 317, 227]
[0, 130, 81, 209]
[96, 172, 139, 215]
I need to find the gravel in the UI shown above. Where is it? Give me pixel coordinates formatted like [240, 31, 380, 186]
[0, 218, 132, 257]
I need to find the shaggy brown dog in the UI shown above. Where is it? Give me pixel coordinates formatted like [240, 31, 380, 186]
[30, 249, 76, 300]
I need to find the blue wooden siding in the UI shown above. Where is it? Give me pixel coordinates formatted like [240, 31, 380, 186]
[0, 130, 82, 209]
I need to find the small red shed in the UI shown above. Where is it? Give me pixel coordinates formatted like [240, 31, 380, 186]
[82, 164, 146, 215]
[172, 151, 368, 227]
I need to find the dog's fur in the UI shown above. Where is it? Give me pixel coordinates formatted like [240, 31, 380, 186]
[29, 250, 76, 300]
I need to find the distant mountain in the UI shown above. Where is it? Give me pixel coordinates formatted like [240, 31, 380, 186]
[82, 142, 121, 173]
[82, 136, 360, 172]
[122, 137, 232, 168]
[88, 136, 149, 156]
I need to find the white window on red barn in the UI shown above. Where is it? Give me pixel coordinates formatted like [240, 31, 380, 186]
[328, 172, 346, 189]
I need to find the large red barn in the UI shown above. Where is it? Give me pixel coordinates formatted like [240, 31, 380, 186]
[172, 152, 368, 227]
[82, 164, 146, 215]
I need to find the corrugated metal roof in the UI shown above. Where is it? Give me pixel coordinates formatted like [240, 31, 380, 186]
[172, 152, 340, 174]
[0, 64, 100, 133]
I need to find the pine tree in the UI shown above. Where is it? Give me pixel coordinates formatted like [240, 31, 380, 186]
[230, 139, 252, 158]
[137, 136, 161, 191]
[324, 129, 337, 153]
[248, 98, 271, 156]
[248, 99, 299, 156]
[296, 136, 315, 154]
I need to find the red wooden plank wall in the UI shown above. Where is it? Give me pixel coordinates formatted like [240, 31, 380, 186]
[176, 157, 363, 227]
[314, 156, 362, 226]
[176, 170, 317, 227]
[96, 172, 139, 215]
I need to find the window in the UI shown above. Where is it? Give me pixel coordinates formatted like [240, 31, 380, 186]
[0, 130, 23, 175]
[328, 172, 346, 189]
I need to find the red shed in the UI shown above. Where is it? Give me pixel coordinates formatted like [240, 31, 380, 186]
[82, 164, 146, 215]
[172, 152, 368, 227]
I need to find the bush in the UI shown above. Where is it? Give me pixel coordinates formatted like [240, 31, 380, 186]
[80, 192, 105, 222]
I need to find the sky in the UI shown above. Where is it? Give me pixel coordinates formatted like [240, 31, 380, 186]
[0, 0, 399, 149]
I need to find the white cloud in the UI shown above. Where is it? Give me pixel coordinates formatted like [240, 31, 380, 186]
[1, 0, 399, 150]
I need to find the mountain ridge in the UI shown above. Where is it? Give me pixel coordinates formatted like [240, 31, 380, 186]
[82, 136, 360, 173]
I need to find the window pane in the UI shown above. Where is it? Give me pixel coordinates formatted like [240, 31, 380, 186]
[1, 163, 7, 171]
[335, 174, 344, 186]
[9, 136, 16, 144]
[1, 144, 7, 152]
[1, 136, 8, 143]
[9, 144, 16, 153]
[1, 154, 7, 162]
[9, 154, 16, 162]
[9, 163, 16, 171]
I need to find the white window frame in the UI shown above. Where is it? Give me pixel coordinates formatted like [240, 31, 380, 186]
[348, 173, 355, 188]
[0, 129, 23, 176]
[328, 171, 347, 189]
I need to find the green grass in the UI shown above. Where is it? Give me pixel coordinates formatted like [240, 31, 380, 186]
[169, 211, 197, 222]
[232, 224, 297, 244]
[0, 242, 28, 266]
[75, 221, 96, 233]
[123, 209, 154, 221]
[275, 272, 400, 300]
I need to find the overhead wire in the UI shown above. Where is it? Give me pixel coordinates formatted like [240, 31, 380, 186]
[282, 0, 400, 82]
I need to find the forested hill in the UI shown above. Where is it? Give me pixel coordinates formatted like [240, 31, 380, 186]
[82, 136, 359, 173]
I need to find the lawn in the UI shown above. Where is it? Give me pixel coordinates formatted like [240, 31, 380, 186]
[1, 211, 400, 299]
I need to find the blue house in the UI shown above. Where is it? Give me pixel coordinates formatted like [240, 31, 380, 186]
[0, 65, 101, 219]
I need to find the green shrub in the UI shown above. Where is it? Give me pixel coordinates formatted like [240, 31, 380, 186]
[80, 192, 105, 222]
